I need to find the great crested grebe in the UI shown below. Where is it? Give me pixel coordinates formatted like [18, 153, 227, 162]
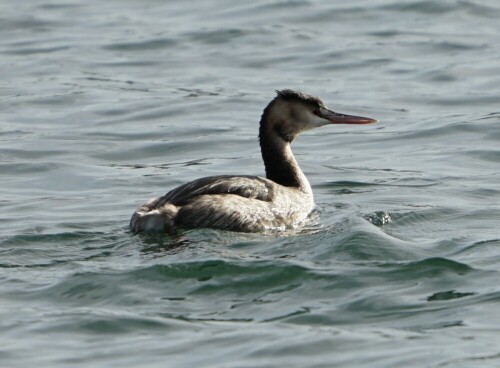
[131, 89, 377, 233]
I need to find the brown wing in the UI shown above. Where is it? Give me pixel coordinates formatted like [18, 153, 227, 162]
[160, 175, 275, 206]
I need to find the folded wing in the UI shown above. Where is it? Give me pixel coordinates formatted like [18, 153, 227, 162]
[161, 175, 275, 205]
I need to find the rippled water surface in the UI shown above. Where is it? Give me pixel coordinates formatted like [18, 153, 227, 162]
[2, 0, 500, 367]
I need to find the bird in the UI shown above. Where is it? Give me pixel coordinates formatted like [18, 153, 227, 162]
[130, 89, 377, 234]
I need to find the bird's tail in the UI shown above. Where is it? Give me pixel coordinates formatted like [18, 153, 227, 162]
[130, 197, 178, 234]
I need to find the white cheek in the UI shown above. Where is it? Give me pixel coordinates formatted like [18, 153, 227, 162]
[310, 115, 330, 128]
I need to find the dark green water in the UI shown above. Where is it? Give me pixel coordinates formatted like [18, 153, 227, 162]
[1, 1, 500, 367]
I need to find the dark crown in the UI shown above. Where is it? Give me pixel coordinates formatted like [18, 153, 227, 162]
[275, 89, 324, 108]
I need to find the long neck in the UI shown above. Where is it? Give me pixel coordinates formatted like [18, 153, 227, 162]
[259, 121, 311, 192]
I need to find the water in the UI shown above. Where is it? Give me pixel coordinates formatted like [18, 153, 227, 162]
[1, 0, 500, 367]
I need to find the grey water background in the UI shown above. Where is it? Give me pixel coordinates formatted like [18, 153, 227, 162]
[1, 0, 500, 367]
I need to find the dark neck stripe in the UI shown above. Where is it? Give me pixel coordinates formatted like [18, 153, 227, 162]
[259, 117, 302, 188]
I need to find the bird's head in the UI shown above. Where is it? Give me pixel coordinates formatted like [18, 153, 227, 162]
[261, 89, 377, 143]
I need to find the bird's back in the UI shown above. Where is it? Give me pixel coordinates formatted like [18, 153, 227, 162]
[130, 175, 313, 233]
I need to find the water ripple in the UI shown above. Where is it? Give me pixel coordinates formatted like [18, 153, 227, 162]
[2, 0, 500, 366]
